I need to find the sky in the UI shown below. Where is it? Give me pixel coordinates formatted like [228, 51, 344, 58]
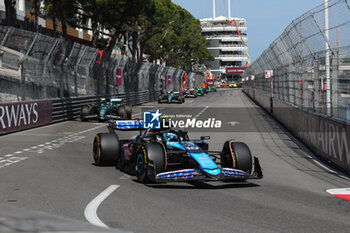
[172, 0, 324, 62]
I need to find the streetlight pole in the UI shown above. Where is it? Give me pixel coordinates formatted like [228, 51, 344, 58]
[213, 0, 216, 19]
[324, 0, 331, 115]
[228, 0, 231, 19]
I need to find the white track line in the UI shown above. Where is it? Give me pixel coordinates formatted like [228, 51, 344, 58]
[0, 124, 106, 170]
[120, 174, 131, 179]
[84, 185, 120, 228]
[132, 112, 141, 117]
[194, 106, 209, 119]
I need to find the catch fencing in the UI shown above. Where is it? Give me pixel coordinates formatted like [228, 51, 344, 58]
[0, 26, 186, 103]
[242, 0, 350, 173]
[243, 0, 350, 122]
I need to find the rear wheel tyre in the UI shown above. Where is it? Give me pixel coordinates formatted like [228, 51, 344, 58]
[221, 141, 252, 175]
[93, 133, 121, 166]
[118, 106, 127, 119]
[124, 105, 132, 119]
[135, 142, 166, 183]
[80, 105, 90, 121]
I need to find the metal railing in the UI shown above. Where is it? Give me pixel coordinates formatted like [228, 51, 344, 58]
[51, 90, 158, 123]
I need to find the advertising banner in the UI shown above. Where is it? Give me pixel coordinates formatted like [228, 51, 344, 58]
[116, 68, 122, 86]
[207, 80, 214, 87]
[0, 100, 52, 135]
[226, 67, 247, 75]
[168, 75, 172, 85]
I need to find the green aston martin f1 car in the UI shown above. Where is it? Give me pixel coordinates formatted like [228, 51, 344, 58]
[194, 88, 205, 96]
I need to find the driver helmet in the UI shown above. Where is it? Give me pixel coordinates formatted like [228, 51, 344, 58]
[163, 132, 178, 142]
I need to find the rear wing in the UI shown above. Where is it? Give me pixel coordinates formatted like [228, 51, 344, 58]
[109, 120, 145, 130]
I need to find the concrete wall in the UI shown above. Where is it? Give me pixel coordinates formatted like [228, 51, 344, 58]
[244, 88, 350, 173]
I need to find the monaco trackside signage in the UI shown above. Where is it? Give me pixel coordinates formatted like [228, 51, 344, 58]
[168, 75, 172, 85]
[0, 100, 52, 135]
[207, 80, 214, 86]
[265, 70, 273, 78]
[226, 67, 247, 75]
[115, 68, 122, 86]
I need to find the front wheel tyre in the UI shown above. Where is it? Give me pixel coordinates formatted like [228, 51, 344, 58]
[93, 133, 121, 166]
[221, 140, 252, 175]
[135, 142, 166, 183]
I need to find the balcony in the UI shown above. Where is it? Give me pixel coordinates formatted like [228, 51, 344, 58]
[215, 55, 248, 62]
[208, 47, 246, 52]
[201, 26, 248, 32]
[201, 22, 246, 28]
[218, 44, 244, 47]
[204, 35, 248, 42]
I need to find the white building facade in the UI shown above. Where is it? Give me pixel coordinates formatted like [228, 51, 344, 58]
[200, 16, 248, 76]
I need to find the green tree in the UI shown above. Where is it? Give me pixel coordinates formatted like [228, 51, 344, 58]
[41, 0, 68, 37]
[39, 0, 213, 69]
[143, 2, 213, 70]
[139, 0, 174, 61]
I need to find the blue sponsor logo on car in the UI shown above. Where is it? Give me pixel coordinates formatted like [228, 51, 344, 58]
[143, 110, 161, 129]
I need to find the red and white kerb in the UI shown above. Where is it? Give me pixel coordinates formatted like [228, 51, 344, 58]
[326, 188, 350, 202]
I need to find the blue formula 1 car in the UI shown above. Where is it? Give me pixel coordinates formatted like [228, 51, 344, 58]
[93, 120, 263, 183]
[158, 91, 185, 104]
[80, 98, 132, 121]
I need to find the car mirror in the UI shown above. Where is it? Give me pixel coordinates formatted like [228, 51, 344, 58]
[200, 136, 210, 140]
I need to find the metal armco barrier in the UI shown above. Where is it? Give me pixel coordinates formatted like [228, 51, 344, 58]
[1, 90, 158, 135]
[243, 89, 350, 174]
[52, 90, 159, 123]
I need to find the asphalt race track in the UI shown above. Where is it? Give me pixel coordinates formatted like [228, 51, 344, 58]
[1, 89, 350, 233]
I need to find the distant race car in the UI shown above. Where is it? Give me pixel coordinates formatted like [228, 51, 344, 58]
[208, 86, 216, 92]
[80, 98, 132, 121]
[158, 91, 185, 104]
[93, 120, 263, 183]
[184, 89, 198, 98]
[228, 82, 238, 88]
[214, 82, 222, 88]
[194, 88, 205, 96]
